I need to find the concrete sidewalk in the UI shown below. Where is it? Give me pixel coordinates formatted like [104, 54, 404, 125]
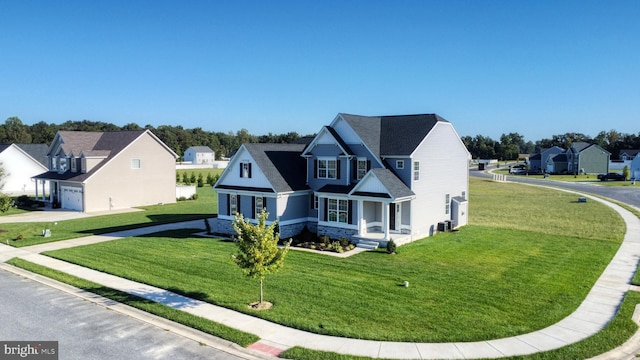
[1, 193, 640, 359]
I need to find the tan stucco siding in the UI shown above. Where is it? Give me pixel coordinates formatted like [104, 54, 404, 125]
[83, 133, 177, 212]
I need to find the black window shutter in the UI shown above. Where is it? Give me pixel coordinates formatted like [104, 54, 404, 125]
[248, 163, 252, 178]
[239, 163, 243, 178]
[226, 194, 230, 216]
[309, 193, 314, 209]
[252, 196, 256, 218]
[336, 159, 341, 179]
[237, 194, 241, 214]
[367, 160, 371, 171]
[323, 198, 328, 221]
[352, 159, 357, 179]
[348, 200, 354, 224]
[263, 197, 267, 213]
[314, 159, 318, 178]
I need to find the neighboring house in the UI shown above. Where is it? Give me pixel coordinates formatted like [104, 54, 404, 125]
[619, 149, 640, 161]
[184, 146, 215, 164]
[529, 146, 563, 173]
[0, 144, 49, 194]
[630, 156, 640, 180]
[565, 142, 610, 175]
[212, 113, 470, 246]
[545, 153, 567, 174]
[33, 130, 178, 212]
[531, 143, 610, 175]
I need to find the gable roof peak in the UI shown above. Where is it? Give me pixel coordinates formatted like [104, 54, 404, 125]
[338, 113, 447, 156]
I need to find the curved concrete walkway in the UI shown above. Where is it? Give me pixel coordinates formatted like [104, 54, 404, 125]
[1, 190, 639, 359]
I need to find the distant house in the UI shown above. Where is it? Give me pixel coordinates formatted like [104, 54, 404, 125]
[531, 143, 610, 175]
[212, 113, 470, 247]
[0, 144, 49, 194]
[184, 146, 215, 164]
[529, 146, 563, 173]
[619, 149, 640, 161]
[565, 142, 610, 175]
[545, 153, 568, 174]
[630, 156, 640, 180]
[33, 130, 178, 212]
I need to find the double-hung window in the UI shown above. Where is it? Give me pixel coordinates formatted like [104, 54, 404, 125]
[413, 161, 420, 181]
[230, 194, 238, 215]
[255, 196, 263, 215]
[328, 198, 349, 223]
[317, 158, 337, 179]
[240, 162, 251, 178]
[356, 158, 368, 180]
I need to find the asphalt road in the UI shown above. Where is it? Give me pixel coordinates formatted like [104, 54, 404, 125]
[0, 270, 245, 360]
[470, 167, 640, 209]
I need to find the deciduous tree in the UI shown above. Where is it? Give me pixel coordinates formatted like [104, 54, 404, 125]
[232, 210, 290, 308]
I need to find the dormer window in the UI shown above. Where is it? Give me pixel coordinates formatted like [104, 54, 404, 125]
[71, 158, 77, 172]
[51, 157, 57, 170]
[59, 157, 67, 172]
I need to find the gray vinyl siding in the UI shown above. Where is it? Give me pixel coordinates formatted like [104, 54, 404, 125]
[579, 146, 609, 174]
[218, 193, 229, 215]
[384, 157, 412, 185]
[279, 193, 310, 222]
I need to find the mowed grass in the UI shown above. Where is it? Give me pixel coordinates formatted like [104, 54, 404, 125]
[43, 178, 625, 342]
[0, 186, 217, 247]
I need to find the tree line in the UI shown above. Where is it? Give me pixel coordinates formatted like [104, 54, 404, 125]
[0, 117, 306, 160]
[2, 116, 638, 161]
[462, 130, 640, 161]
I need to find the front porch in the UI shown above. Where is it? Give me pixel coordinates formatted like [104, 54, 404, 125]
[353, 199, 413, 249]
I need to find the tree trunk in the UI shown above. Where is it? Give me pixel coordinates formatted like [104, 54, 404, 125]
[259, 277, 264, 304]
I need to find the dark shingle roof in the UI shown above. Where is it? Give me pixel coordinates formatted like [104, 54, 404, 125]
[35, 130, 153, 183]
[549, 153, 567, 162]
[186, 146, 214, 153]
[340, 113, 446, 157]
[15, 144, 49, 166]
[0, 144, 49, 167]
[369, 168, 414, 198]
[244, 143, 308, 192]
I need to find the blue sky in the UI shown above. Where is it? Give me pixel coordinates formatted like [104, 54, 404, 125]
[1, 0, 638, 141]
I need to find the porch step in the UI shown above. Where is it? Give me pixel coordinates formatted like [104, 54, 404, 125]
[355, 240, 379, 250]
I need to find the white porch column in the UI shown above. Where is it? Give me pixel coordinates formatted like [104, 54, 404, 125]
[357, 200, 365, 235]
[34, 180, 39, 199]
[383, 201, 390, 240]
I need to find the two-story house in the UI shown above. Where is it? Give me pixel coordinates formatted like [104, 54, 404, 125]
[184, 146, 215, 164]
[33, 130, 178, 212]
[212, 113, 470, 247]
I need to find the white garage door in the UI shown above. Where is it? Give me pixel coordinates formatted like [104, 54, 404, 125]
[61, 186, 83, 211]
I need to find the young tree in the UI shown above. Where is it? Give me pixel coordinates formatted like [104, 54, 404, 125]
[232, 210, 291, 308]
[197, 173, 204, 187]
[623, 165, 630, 181]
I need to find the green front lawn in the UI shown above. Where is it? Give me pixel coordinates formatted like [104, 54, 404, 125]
[41, 178, 625, 342]
[0, 186, 217, 247]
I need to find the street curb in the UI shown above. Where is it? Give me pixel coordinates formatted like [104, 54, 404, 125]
[0, 262, 275, 360]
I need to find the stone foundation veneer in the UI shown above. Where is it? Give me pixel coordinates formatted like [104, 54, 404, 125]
[317, 225, 358, 241]
[210, 218, 319, 240]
